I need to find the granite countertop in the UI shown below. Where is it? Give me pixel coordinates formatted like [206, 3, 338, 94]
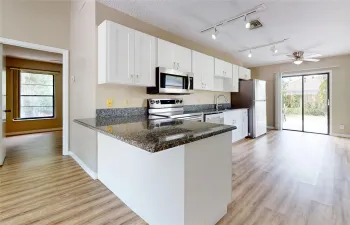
[74, 116, 236, 153]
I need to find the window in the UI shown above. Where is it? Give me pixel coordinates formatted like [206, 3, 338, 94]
[19, 72, 54, 119]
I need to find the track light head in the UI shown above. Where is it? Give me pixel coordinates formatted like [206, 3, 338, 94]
[270, 45, 278, 54]
[245, 15, 251, 29]
[248, 50, 252, 58]
[212, 28, 219, 40]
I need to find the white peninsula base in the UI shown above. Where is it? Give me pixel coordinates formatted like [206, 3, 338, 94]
[97, 132, 232, 225]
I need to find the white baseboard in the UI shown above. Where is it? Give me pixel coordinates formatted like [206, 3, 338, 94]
[69, 151, 97, 180]
[0, 156, 5, 166]
[6, 128, 62, 136]
[331, 133, 350, 138]
[267, 126, 276, 130]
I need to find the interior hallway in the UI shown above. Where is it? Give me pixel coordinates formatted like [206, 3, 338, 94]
[0, 131, 349, 225]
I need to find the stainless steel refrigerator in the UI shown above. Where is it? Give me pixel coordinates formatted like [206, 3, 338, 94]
[231, 79, 267, 138]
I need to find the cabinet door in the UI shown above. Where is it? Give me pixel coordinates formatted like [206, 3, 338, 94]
[223, 61, 232, 78]
[232, 64, 239, 92]
[214, 58, 225, 77]
[192, 51, 204, 90]
[202, 54, 214, 91]
[242, 109, 248, 138]
[174, 44, 192, 72]
[107, 22, 134, 84]
[134, 31, 156, 87]
[239, 67, 251, 80]
[233, 110, 243, 141]
[157, 39, 175, 69]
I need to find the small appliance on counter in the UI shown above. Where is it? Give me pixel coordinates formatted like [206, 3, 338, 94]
[231, 79, 267, 138]
[148, 98, 203, 121]
[147, 67, 194, 95]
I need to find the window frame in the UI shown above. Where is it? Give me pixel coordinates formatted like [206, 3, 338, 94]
[17, 71, 56, 120]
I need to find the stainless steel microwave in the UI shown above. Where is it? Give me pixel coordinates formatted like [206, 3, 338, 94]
[147, 67, 194, 95]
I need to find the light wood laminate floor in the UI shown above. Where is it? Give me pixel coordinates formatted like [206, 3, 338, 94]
[0, 130, 349, 225]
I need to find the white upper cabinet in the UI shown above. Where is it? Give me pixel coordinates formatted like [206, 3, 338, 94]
[192, 51, 214, 91]
[134, 31, 156, 87]
[174, 44, 192, 72]
[232, 64, 239, 92]
[157, 39, 175, 69]
[238, 66, 251, 80]
[98, 21, 156, 86]
[214, 58, 232, 78]
[157, 39, 192, 72]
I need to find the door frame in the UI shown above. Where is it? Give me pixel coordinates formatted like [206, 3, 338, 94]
[0, 37, 69, 156]
[281, 71, 331, 135]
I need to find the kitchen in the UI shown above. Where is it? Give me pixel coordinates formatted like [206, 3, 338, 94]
[75, 18, 267, 225]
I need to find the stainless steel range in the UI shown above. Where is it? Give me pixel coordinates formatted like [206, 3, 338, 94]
[148, 98, 203, 122]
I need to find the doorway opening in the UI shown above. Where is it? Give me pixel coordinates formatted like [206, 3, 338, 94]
[0, 38, 69, 167]
[282, 73, 330, 135]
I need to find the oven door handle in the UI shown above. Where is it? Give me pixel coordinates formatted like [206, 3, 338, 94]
[178, 116, 202, 121]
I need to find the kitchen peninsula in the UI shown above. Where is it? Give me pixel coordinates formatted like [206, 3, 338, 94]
[75, 116, 235, 225]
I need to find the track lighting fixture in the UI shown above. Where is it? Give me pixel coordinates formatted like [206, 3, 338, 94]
[248, 50, 252, 58]
[244, 15, 251, 29]
[270, 45, 278, 54]
[212, 27, 219, 40]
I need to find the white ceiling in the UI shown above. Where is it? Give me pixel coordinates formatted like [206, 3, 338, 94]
[98, 0, 350, 67]
[3, 45, 62, 64]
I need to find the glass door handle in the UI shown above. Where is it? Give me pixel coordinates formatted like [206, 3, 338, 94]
[4, 109, 11, 113]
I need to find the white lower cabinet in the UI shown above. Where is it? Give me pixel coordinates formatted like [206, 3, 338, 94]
[224, 109, 248, 143]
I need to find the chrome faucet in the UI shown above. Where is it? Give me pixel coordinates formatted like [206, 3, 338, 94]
[215, 95, 228, 110]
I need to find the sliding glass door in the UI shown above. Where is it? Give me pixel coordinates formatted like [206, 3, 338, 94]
[282, 73, 329, 134]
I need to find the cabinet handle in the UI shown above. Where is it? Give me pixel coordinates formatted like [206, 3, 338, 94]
[177, 63, 180, 70]
[173, 62, 176, 68]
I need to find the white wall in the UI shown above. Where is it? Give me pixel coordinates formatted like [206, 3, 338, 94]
[1, 0, 70, 49]
[69, 0, 98, 172]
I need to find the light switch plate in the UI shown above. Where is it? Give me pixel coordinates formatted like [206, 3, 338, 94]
[107, 99, 113, 108]
[340, 124, 345, 130]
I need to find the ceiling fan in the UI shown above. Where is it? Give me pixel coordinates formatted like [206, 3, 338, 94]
[286, 51, 321, 65]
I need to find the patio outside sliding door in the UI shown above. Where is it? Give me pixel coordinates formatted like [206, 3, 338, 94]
[282, 73, 329, 135]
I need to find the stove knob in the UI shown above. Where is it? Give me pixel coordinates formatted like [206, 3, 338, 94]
[156, 100, 160, 104]
[180, 100, 183, 103]
[176, 100, 179, 103]
[150, 100, 155, 104]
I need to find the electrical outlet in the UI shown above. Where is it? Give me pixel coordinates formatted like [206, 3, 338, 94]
[106, 99, 113, 108]
[340, 124, 345, 130]
[106, 126, 113, 133]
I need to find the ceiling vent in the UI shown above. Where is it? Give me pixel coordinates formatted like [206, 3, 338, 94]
[249, 19, 263, 30]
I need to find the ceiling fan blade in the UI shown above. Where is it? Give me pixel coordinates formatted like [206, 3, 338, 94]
[285, 55, 295, 58]
[304, 53, 322, 58]
[303, 58, 320, 62]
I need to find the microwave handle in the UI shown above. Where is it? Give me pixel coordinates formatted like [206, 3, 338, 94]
[188, 76, 191, 90]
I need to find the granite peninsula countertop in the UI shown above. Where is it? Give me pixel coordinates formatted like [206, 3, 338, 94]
[74, 115, 236, 153]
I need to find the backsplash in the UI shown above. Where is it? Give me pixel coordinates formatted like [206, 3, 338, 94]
[96, 84, 231, 109]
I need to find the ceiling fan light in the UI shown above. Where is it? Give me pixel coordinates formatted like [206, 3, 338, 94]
[248, 50, 252, 58]
[294, 60, 303, 65]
